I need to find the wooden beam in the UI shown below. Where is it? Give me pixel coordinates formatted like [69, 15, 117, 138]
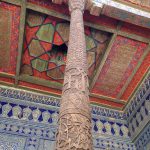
[26, 2, 70, 21]
[15, 0, 26, 86]
[18, 75, 126, 108]
[91, 101, 123, 111]
[2, 0, 150, 43]
[89, 22, 123, 90]
[0, 79, 123, 111]
[0, 81, 15, 86]
[123, 68, 150, 111]
[0, 0, 21, 6]
[19, 75, 63, 90]
[117, 42, 150, 99]
[84, 21, 115, 35]
[0, 80, 62, 98]
[18, 84, 62, 98]
[129, 68, 150, 99]
[89, 34, 117, 90]
[90, 93, 126, 104]
[26, 2, 149, 43]
[118, 31, 149, 43]
[89, 33, 116, 89]
[0, 72, 15, 79]
[27, 3, 115, 34]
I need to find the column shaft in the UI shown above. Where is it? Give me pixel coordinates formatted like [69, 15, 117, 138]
[56, 1, 93, 149]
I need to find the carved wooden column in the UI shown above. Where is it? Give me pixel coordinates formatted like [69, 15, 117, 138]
[56, 0, 93, 149]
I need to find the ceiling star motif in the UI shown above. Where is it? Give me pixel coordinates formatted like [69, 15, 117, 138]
[21, 11, 110, 83]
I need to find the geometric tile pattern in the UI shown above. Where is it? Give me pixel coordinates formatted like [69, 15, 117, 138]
[0, 134, 26, 150]
[0, 86, 138, 150]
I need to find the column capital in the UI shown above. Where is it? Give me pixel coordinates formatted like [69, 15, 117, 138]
[68, 0, 95, 13]
[68, 0, 87, 12]
[52, 0, 103, 16]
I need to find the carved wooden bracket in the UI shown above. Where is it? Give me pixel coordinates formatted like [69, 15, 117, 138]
[88, 2, 103, 16]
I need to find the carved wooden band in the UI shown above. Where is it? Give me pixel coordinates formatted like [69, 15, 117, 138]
[69, 0, 86, 12]
[59, 108, 91, 119]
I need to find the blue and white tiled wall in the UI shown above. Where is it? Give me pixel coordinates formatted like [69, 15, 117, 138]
[0, 86, 135, 150]
[124, 74, 150, 150]
[0, 73, 149, 150]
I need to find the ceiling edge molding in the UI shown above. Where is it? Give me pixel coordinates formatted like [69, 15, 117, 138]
[0, 85, 125, 120]
[94, 0, 150, 18]
[124, 71, 150, 115]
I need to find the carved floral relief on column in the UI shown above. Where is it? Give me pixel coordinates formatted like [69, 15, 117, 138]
[56, 0, 93, 149]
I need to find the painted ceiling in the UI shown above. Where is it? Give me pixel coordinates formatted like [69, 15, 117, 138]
[0, 0, 149, 110]
[120, 0, 150, 7]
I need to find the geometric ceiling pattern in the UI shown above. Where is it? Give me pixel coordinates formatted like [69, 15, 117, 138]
[22, 11, 111, 84]
[0, 1, 149, 110]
